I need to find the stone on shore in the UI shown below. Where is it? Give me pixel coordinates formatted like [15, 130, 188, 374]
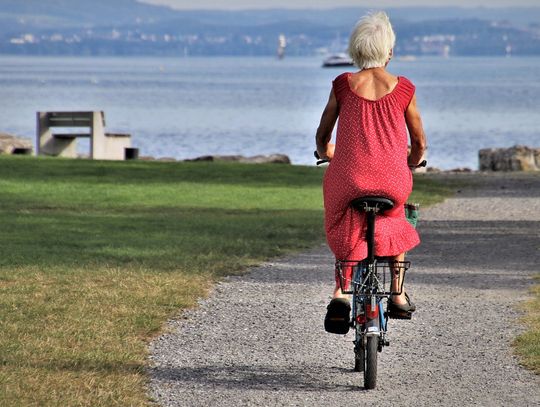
[0, 133, 33, 154]
[185, 154, 291, 164]
[479, 145, 540, 171]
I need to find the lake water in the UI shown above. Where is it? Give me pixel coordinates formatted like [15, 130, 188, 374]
[0, 55, 539, 169]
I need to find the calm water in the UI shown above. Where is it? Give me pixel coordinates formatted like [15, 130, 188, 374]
[0, 55, 539, 169]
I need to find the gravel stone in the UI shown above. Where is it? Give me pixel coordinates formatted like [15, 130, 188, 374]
[148, 172, 540, 406]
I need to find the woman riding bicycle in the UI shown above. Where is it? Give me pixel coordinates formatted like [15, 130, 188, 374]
[315, 11, 427, 332]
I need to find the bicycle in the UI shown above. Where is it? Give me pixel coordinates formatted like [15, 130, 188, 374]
[315, 151, 425, 389]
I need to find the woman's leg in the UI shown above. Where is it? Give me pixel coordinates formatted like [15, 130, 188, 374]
[333, 282, 346, 298]
[333, 277, 350, 299]
[332, 263, 355, 299]
[390, 252, 408, 305]
[332, 255, 409, 302]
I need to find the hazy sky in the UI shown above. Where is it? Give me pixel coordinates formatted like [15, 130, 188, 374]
[141, 0, 540, 10]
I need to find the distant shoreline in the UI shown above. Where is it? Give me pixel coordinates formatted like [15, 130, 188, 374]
[2, 57, 538, 170]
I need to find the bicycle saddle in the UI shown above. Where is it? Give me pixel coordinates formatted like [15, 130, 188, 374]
[351, 196, 395, 213]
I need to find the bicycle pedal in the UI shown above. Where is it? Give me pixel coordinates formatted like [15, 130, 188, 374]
[387, 311, 412, 320]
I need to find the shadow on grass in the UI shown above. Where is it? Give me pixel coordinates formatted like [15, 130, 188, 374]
[0, 156, 324, 188]
[0, 206, 324, 275]
[0, 357, 145, 375]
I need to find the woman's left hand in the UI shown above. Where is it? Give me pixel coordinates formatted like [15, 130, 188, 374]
[316, 89, 339, 162]
[319, 143, 335, 161]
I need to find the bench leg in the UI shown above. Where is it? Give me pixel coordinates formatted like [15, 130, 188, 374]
[36, 112, 78, 157]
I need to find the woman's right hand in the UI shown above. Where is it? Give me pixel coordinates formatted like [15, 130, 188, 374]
[405, 94, 427, 166]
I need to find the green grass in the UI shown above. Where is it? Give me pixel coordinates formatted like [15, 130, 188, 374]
[514, 274, 540, 374]
[0, 156, 454, 406]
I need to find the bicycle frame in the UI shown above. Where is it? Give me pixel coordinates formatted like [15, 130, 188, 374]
[336, 203, 409, 388]
[351, 258, 390, 369]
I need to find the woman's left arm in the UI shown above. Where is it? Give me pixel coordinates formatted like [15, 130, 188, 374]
[315, 89, 339, 160]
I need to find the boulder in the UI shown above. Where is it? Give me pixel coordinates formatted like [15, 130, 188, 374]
[186, 155, 242, 162]
[479, 145, 540, 171]
[238, 154, 291, 164]
[0, 133, 33, 154]
[448, 167, 473, 173]
[185, 154, 291, 164]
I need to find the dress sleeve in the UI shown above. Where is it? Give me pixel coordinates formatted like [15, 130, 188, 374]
[395, 76, 416, 111]
[332, 73, 350, 105]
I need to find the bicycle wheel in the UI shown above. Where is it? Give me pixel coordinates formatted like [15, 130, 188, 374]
[364, 335, 378, 389]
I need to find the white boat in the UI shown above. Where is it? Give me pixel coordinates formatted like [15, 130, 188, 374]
[322, 53, 354, 68]
[277, 34, 287, 59]
[397, 55, 417, 62]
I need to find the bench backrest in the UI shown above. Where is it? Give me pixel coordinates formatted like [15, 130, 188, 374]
[43, 111, 106, 128]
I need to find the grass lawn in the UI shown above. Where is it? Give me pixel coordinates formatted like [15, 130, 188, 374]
[0, 156, 454, 406]
[514, 274, 540, 374]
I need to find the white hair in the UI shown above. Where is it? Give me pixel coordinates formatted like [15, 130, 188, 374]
[348, 11, 396, 69]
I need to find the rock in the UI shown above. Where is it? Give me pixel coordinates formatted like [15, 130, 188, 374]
[448, 167, 473, 173]
[0, 133, 33, 155]
[186, 155, 243, 162]
[186, 155, 213, 162]
[238, 154, 291, 164]
[479, 145, 540, 171]
[185, 154, 291, 164]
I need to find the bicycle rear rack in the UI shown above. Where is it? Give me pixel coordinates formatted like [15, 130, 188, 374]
[336, 259, 410, 296]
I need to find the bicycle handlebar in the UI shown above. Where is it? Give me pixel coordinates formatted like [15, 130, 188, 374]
[411, 160, 427, 169]
[314, 151, 427, 169]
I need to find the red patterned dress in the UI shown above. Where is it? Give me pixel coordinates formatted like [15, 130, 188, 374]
[323, 72, 420, 262]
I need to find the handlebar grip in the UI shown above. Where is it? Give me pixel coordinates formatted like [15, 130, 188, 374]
[314, 150, 328, 166]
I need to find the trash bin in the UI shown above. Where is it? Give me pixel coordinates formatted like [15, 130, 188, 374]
[125, 147, 139, 160]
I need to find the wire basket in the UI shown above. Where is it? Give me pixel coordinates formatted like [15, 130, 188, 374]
[336, 259, 410, 296]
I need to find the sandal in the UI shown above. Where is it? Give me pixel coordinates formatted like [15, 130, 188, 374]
[387, 292, 416, 320]
[404, 292, 416, 312]
[324, 298, 351, 334]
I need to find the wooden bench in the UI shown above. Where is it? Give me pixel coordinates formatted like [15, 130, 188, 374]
[36, 111, 132, 160]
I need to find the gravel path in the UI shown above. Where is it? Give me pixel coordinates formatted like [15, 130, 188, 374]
[148, 172, 540, 406]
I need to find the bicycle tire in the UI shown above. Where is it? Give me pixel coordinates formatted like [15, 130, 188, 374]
[364, 335, 378, 389]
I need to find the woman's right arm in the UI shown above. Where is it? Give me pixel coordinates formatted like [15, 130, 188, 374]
[315, 89, 339, 160]
[405, 94, 427, 167]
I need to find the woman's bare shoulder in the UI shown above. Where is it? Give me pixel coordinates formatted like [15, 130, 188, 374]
[351, 69, 398, 86]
